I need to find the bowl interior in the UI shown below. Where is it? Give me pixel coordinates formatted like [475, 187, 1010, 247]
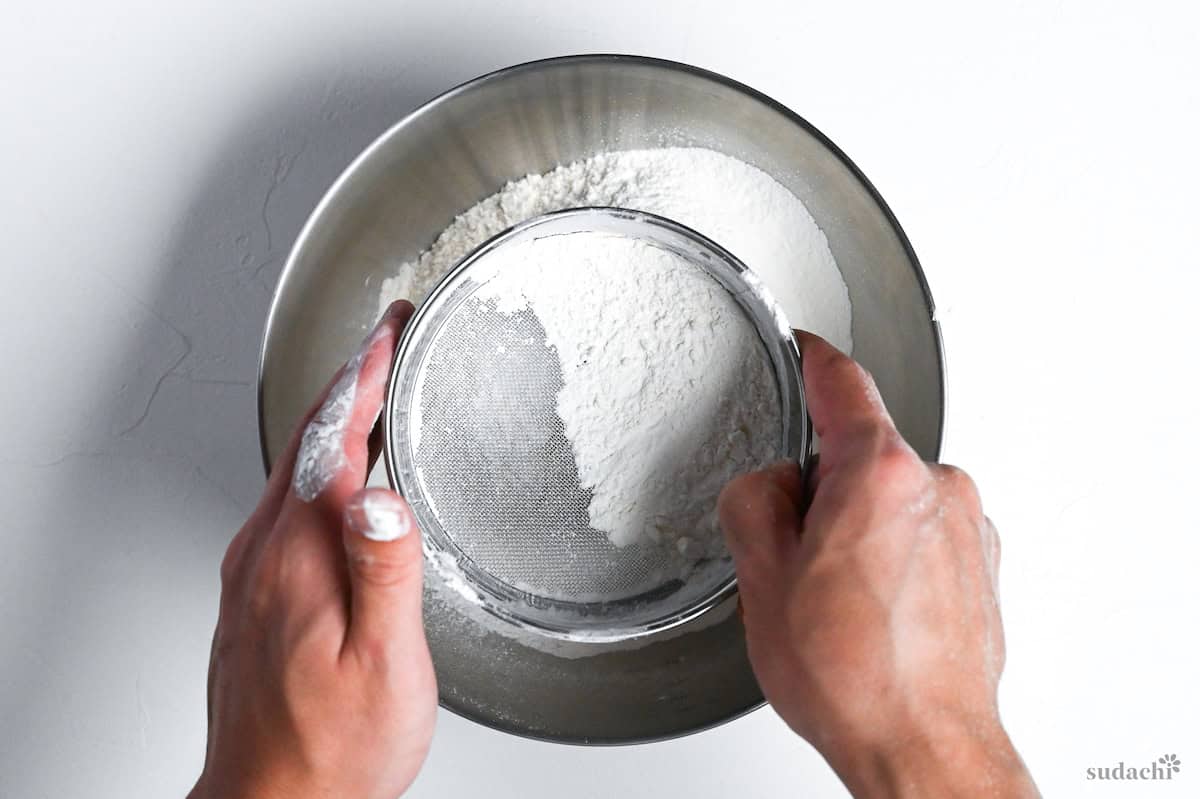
[259, 55, 944, 743]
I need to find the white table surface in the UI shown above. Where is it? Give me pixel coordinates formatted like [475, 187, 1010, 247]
[2, 1, 1197, 796]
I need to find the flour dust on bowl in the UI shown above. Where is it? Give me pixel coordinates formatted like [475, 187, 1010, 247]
[258, 55, 946, 743]
[383, 208, 810, 643]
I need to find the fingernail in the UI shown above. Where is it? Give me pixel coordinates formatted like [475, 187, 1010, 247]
[383, 299, 413, 322]
[362, 312, 395, 350]
[792, 329, 819, 351]
[347, 492, 412, 542]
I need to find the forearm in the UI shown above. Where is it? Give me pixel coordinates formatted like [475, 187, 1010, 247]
[824, 718, 1039, 799]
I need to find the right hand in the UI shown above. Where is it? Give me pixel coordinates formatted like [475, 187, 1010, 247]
[718, 332, 1039, 798]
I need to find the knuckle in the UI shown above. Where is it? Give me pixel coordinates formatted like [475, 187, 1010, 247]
[247, 580, 275, 623]
[219, 550, 240, 586]
[858, 362, 881, 394]
[826, 349, 866, 383]
[347, 546, 421, 589]
[245, 551, 281, 622]
[212, 626, 239, 662]
[219, 536, 248, 587]
[717, 471, 775, 533]
[733, 550, 780, 590]
[937, 464, 983, 512]
[866, 435, 925, 486]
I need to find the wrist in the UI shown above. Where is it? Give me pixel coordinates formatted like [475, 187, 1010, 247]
[824, 713, 1038, 798]
[188, 771, 297, 799]
[187, 776, 212, 799]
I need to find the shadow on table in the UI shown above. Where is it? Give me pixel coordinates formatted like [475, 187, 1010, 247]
[3, 29, 556, 790]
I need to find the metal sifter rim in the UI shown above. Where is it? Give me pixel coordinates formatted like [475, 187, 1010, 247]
[382, 206, 811, 643]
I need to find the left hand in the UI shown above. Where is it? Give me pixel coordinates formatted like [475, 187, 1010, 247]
[190, 300, 436, 799]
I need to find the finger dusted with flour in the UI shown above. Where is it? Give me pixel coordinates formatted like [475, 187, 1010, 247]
[292, 301, 413, 502]
[341, 489, 427, 664]
[346, 489, 414, 542]
[291, 350, 365, 502]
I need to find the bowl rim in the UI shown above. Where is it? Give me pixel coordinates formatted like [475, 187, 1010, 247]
[256, 52, 947, 746]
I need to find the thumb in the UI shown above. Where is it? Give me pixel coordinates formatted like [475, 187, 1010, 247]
[793, 330, 899, 471]
[718, 461, 804, 615]
[341, 488, 425, 658]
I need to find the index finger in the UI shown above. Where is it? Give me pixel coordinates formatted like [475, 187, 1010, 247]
[223, 301, 411, 601]
[794, 330, 899, 469]
[253, 301, 412, 520]
[286, 300, 414, 521]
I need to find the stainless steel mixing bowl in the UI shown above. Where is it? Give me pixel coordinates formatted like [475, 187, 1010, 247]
[258, 54, 946, 744]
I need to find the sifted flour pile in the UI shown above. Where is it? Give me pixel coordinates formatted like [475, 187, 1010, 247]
[378, 147, 852, 353]
[475, 230, 782, 554]
[377, 147, 851, 555]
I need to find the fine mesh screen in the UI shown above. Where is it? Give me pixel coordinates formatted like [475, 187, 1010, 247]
[411, 298, 682, 600]
[386, 208, 808, 641]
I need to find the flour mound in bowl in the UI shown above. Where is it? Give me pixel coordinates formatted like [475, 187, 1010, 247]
[470, 230, 782, 555]
[379, 147, 851, 352]
[377, 147, 851, 555]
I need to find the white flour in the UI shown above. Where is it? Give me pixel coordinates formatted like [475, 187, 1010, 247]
[475, 231, 782, 552]
[376, 146, 852, 554]
[293, 322, 390, 502]
[352, 492, 412, 542]
[378, 147, 852, 353]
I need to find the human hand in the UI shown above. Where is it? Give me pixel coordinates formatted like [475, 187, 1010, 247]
[718, 332, 1038, 798]
[191, 301, 436, 799]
